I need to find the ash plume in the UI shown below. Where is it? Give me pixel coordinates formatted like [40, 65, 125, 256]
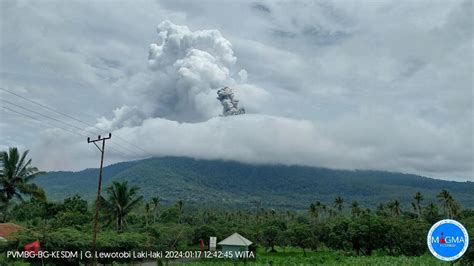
[217, 86, 245, 116]
[146, 21, 239, 122]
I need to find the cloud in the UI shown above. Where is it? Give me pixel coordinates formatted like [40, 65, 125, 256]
[1, 1, 472, 181]
[95, 106, 147, 131]
[112, 20, 270, 123]
[86, 109, 470, 181]
[146, 21, 242, 122]
[90, 10, 474, 180]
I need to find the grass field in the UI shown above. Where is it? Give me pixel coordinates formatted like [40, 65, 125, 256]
[172, 247, 456, 266]
[0, 247, 462, 266]
[0, 247, 461, 266]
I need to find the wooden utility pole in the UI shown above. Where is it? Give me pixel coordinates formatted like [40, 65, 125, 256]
[87, 133, 111, 265]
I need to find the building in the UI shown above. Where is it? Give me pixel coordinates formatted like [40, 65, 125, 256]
[0, 223, 24, 241]
[218, 232, 252, 259]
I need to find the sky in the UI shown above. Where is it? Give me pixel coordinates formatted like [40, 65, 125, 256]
[0, 0, 472, 181]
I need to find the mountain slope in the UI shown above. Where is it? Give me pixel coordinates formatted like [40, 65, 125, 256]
[36, 156, 474, 209]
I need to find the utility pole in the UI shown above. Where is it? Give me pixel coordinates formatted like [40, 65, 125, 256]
[87, 133, 111, 266]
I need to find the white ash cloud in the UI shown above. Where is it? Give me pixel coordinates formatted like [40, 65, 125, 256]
[146, 20, 246, 122]
[102, 21, 269, 128]
[95, 106, 147, 131]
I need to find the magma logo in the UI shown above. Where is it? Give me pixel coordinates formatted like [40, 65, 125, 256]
[427, 219, 469, 261]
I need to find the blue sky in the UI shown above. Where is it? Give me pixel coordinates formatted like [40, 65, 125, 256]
[0, 0, 472, 181]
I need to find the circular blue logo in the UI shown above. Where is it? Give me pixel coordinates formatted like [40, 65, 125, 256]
[427, 219, 469, 261]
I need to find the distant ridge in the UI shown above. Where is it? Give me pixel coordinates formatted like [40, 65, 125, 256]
[37, 156, 474, 209]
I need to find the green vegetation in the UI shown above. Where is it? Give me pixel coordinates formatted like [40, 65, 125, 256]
[101, 181, 144, 232]
[36, 156, 474, 209]
[1, 148, 473, 265]
[185, 247, 452, 265]
[0, 148, 46, 222]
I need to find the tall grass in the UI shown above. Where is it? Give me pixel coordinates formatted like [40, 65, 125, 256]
[170, 246, 452, 266]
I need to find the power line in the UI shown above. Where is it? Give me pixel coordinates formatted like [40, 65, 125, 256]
[0, 98, 141, 157]
[2, 105, 45, 123]
[0, 87, 151, 155]
[1, 87, 93, 128]
[2, 105, 128, 157]
[1, 99, 94, 133]
[1, 105, 129, 157]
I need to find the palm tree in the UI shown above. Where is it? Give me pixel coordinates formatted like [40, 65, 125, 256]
[309, 203, 318, 221]
[314, 201, 323, 217]
[144, 202, 150, 226]
[334, 196, 344, 213]
[424, 202, 439, 222]
[447, 196, 460, 219]
[0, 148, 45, 222]
[321, 204, 327, 219]
[376, 203, 387, 216]
[388, 200, 401, 216]
[426, 203, 438, 216]
[351, 201, 361, 217]
[101, 181, 143, 232]
[437, 189, 451, 218]
[437, 191, 460, 218]
[413, 192, 423, 220]
[271, 209, 276, 216]
[176, 200, 184, 224]
[151, 196, 160, 224]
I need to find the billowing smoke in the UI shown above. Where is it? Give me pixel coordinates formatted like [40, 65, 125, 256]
[102, 21, 268, 126]
[217, 86, 245, 116]
[146, 20, 245, 122]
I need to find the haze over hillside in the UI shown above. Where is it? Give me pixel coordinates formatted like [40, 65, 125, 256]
[36, 157, 474, 209]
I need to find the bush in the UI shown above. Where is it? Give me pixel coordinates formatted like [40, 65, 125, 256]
[193, 225, 216, 244]
[385, 218, 429, 256]
[147, 224, 193, 250]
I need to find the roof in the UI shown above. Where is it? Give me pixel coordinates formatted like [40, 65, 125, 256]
[218, 232, 252, 246]
[0, 223, 24, 240]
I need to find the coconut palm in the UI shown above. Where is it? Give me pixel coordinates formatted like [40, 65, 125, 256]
[176, 199, 184, 224]
[101, 181, 143, 232]
[0, 148, 45, 222]
[314, 201, 323, 216]
[447, 196, 460, 218]
[425, 203, 438, 216]
[435, 190, 460, 218]
[144, 202, 150, 226]
[334, 196, 344, 213]
[351, 201, 361, 217]
[388, 200, 401, 216]
[321, 204, 327, 219]
[424, 202, 439, 222]
[151, 196, 160, 223]
[413, 192, 423, 220]
[437, 189, 452, 218]
[309, 203, 318, 221]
